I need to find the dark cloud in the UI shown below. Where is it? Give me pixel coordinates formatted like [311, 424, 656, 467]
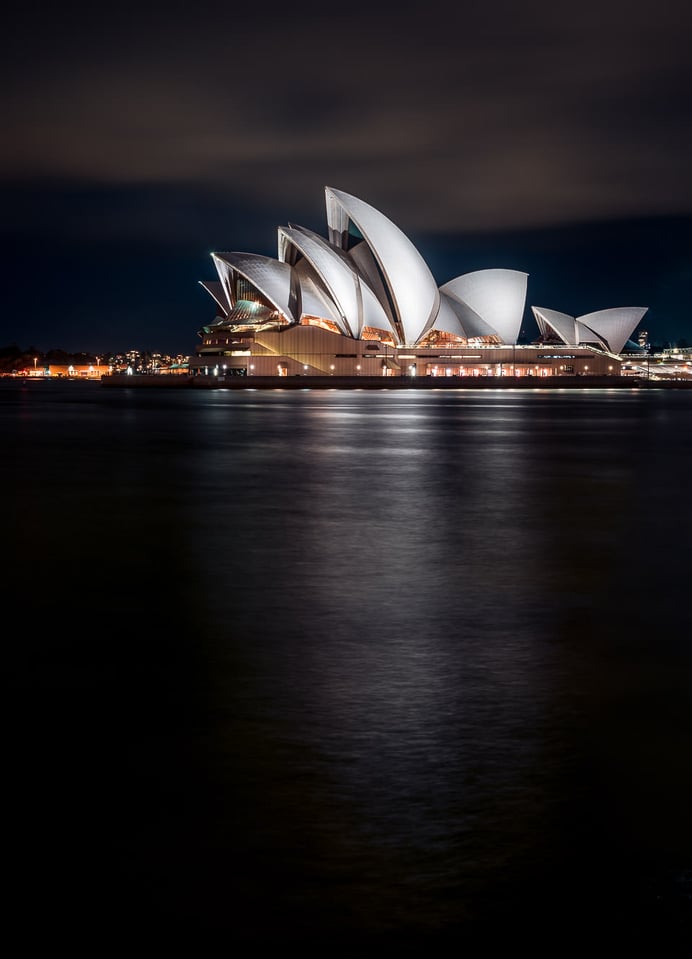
[2, 1, 691, 352]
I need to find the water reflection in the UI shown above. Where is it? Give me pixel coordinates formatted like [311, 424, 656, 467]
[5, 384, 691, 949]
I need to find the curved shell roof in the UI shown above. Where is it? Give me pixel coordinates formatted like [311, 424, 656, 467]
[577, 307, 648, 355]
[278, 224, 390, 338]
[532, 307, 579, 344]
[432, 294, 468, 339]
[213, 252, 296, 324]
[293, 262, 343, 328]
[441, 269, 528, 345]
[325, 186, 439, 346]
[437, 290, 503, 340]
[532, 305, 647, 354]
[198, 279, 231, 317]
[279, 225, 355, 335]
[346, 241, 397, 333]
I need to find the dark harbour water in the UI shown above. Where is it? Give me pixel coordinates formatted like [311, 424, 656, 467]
[5, 380, 692, 953]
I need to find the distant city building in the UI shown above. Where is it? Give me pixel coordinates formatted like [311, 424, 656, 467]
[194, 187, 648, 378]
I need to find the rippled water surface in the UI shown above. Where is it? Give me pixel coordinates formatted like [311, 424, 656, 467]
[5, 381, 692, 951]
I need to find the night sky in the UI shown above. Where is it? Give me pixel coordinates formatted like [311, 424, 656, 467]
[2, 0, 691, 355]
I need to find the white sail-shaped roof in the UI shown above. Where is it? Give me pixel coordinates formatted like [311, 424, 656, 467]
[212, 255, 236, 311]
[212, 253, 297, 324]
[198, 279, 231, 317]
[279, 226, 356, 335]
[431, 294, 468, 338]
[533, 305, 648, 354]
[577, 307, 648, 355]
[437, 290, 500, 339]
[293, 262, 344, 328]
[346, 240, 397, 336]
[325, 186, 439, 346]
[532, 307, 579, 344]
[441, 269, 528, 345]
[574, 320, 605, 346]
[278, 224, 395, 339]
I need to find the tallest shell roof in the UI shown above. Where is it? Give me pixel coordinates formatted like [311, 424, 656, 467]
[324, 186, 440, 346]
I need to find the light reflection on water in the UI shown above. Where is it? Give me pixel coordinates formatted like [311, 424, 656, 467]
[4, 382, 692, 950]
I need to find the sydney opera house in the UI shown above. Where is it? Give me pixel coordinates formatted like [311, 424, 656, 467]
[192, 187, 647, 380]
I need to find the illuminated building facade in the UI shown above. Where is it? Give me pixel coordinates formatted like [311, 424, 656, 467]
[193, 187, 647, 378]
